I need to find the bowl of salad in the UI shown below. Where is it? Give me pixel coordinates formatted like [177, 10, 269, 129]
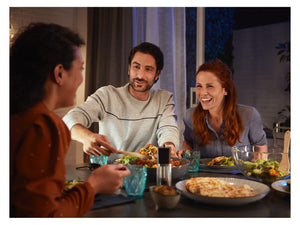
[232, 145, 290, 184]
[115, 144, 190, 182]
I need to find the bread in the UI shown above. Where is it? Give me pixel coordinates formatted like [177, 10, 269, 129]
[185, 177, 255, 198]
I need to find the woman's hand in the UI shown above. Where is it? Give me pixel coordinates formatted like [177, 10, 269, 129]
[85, 164, 130, 195]
[176, 149, 184, 158]
[252, 145, 268, 161]
[176, 140, 192, 158]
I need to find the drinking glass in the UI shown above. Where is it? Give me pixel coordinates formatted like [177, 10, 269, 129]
[124, 164, 147, 198]
[89, 155, 108, 166]
[182, 150, 201, 173]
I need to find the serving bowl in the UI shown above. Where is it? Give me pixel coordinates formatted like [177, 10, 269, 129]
[115, 156, 190, 182]
[232, 145, 290, 184]
[149, 185, 181, 209]
[130, 157, 190, 182]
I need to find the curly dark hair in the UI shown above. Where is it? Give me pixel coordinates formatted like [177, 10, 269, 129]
[128, 42, 164, 83]
[10, 23, 85, 114]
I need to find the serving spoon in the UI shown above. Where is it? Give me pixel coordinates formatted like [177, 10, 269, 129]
[116, 150, 149, 159]
[278, 130, 290, 172]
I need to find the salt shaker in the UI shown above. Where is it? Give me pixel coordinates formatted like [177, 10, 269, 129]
[156, 146, 172, 186]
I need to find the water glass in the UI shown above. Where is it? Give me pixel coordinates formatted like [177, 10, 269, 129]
[89, 155, 108, 166]
[124, 164, 147, 198]
[182, 150, 201, 173]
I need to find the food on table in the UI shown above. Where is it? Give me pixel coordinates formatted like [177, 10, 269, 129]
[150, 185, 181, 209]
[64, 178, 83, 192]
[135, 158, 157, 167]
[115, 155, 139, 164]
[115, 144, 182, 168]
[207, 156, 235, 166]
[185, 177, 255, 197]
[139, 144, 157, 157]
[238, 158, 287, 181]
[132, 158, 181, 168]
[153, 185, 178, 196]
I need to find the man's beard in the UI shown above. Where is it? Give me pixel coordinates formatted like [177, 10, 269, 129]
[129, 78, 154, 92]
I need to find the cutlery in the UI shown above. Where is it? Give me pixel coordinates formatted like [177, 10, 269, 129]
[278, 130, 290, 172]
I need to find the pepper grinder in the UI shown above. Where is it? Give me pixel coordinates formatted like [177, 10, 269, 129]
[156, 146, 172, 186]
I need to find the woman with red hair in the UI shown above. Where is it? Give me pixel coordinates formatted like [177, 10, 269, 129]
[179, 59, 267, 158]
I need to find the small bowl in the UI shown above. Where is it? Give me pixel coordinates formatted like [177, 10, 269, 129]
[149, 186, 181, 209]
[232, 145, 290, 184]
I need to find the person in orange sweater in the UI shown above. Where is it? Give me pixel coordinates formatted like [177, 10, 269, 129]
[10, 23, 130, 217]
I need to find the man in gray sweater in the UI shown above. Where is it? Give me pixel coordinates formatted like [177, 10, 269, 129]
[63, 42, 179, 161]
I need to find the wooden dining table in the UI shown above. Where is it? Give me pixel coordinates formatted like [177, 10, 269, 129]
[66, 163, 290, 218]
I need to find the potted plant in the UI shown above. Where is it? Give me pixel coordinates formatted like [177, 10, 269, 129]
[274, 41, 290, 128]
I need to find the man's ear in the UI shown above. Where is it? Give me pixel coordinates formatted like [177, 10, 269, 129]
[155, 70, 161, 81]
[128, 65, 131, 75]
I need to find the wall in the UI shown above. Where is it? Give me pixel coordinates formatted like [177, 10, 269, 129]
[10, 8, 290, 163]
[10, 7, 88, 165]
[233, 22, 290, 130]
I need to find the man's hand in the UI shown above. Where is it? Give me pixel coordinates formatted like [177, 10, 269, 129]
[83, 133, 117, 156]
[70, 124, 118, 156]
[163, 142, 177, 157]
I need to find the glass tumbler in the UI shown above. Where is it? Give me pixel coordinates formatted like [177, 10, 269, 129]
[89, 155, 108, 166]
[182, 150, 201, 173]
[124, 164, 147, 198]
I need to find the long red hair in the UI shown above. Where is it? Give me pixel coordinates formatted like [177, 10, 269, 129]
[192, 59, 243, 147]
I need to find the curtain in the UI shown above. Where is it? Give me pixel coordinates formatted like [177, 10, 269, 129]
[85, 7, 133, 96]
[84, 8, 132, 162]
[132, 7, 187, 148]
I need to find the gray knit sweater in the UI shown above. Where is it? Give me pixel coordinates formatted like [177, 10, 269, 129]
[63, 84, 179, 161]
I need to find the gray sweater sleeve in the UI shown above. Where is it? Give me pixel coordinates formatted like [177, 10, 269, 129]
[156, 94, 180, 150]
[62, 89, 104, 130]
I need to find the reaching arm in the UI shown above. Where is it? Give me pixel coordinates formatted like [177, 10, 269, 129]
[163, 142, 177, 157]
[176, 140, 192, 158]
[156, 94, 179, 151]
[71, 124, 118, 155]
[254, 144, 268, 160]
[255, 144, 268, 153]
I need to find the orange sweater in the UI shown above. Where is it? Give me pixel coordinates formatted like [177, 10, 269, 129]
[10, 102, 94, 217]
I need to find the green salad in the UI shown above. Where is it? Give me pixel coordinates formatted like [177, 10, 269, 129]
[207, 156, 235, 166]
[64, 177, 83, 193]
[115, 155, 139, 164]
[238, 159, 287, 181]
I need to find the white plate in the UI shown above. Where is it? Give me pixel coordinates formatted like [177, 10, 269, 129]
[271, 179, 290, 194]
[175, 177, 270, 206]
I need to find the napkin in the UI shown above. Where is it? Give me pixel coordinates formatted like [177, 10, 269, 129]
[92, 194, 135, 210]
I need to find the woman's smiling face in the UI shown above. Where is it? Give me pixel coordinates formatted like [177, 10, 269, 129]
[196, 71, 228, 113]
